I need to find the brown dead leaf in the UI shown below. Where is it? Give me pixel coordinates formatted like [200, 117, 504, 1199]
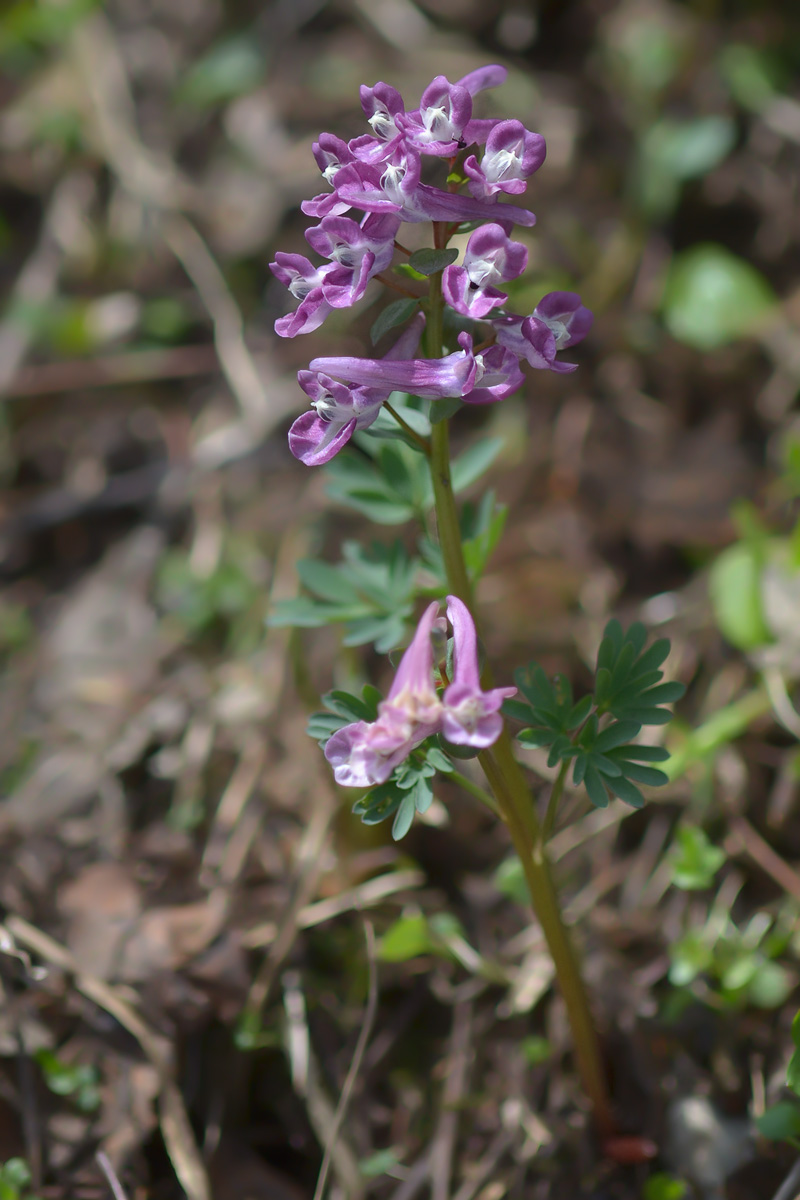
[117, 895, 227, 982]
[61, 861, 142, 979]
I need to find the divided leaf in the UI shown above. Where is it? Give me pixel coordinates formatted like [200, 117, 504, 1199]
[595, 619, 684, 724]
[270, 540, 420, 652]
[351, 743, 451, 841]
[306, 685, 381, 745]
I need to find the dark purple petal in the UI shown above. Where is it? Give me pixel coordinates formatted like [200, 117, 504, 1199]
[308, 342, 477, 399]
[533, 291, 593, 347]
[360, 82, 406, 142]
[300, 191, 352, 218]
[442, 265, 507, 318]
[400, 76, 473, 156]
[269, 252, 327, 295]
[464, 345, 525, 402]
[274, 289, 333, 338]
[401, 183, 536, 229]
[312, 133, 355, 183]
[455, 64, 507, 95]
[288, 410, 358, 466]
[464, 223, 528, 283]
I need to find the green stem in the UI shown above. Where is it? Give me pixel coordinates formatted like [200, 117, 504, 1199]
[543, 760, 569, 842]
[425, 267, 614, 1139]
[442, 767, 499, 816]
[384, 402, 431, 456]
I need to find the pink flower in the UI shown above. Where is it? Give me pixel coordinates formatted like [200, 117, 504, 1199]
[325, 596, 516, 786]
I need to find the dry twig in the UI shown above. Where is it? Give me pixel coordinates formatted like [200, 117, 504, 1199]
[5, 917, 211, 1200]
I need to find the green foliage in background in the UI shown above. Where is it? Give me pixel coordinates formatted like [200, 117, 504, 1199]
[662, 244, 776, 351]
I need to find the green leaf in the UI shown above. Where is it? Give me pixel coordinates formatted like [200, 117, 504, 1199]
[370, 298, 419, 345]
[669, 826, 726, 890]
[593, 720, 642, 753]
[668, 929, 713, 986]
[175, 36, 264, 108]
[451, 437, 503, 493]
[637, 116, 736, 216]
[392, 791, 417, 840]
[359, 1149, 403, 1179]
[594, 621, 683, 724]
[521, 1036, 553, 1066]
[747, 960, 793, 1009]
[461, 492, 508, 580]
[642, 1173, 688, 1200]
[709, 542, 772, 650]
[378, 914, 433, 961]
[324, 453, 416, 525]
[295, 560, 361, 605]
[718, 43, 783, 113]
[584, 764, 609, 809]
[606, 775, 645, 808]
[756, 1101, 800, 1142]
[354, 783, 404, 825]
[493, 856, 528, 906]
[430, 397, 463, 424]
[407, 247, 459, 275]
[788, 1011, 800, 1096]
[662, 244, 776, 351]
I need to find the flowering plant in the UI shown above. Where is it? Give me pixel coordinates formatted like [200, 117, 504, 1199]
[270, 65, 684, 1143]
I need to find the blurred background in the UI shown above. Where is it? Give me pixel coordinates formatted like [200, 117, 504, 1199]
[1, 1, 800, 1198]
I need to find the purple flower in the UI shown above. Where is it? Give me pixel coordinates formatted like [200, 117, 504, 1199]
[532, 291, 594, 348]
[442, 223, 528, 318]
[465, 120, 546, 199]
[325, 592, 515, 786]
[271, 213, 401, 336]
[325, 601, 445, 787]
[288, 315, 426, 466]
[455, 64, 507, 95]
[310, 330, 524, 405]
[492, 291, 592, 373]
[442, 596, 516, 746]
[466, 345, 525, 402]
[359, 81, 406, 145]
[301, 134, 358, 217]
[309, 331, 477, 399]
[399, 75, 474, 156]
[269, 252, 335, 337]
[306, 211, 400, 307]
[288, 375, 380, 466]
[332, 144, 537, 229]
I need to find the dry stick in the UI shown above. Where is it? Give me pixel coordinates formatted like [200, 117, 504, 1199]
[771, 1156, 800, 1200]
[726, 814, 800, 905]
[312, 918, 379, 1200]
[95, 1150, 130, 1200]
[69, 11, 271, 435]
[430, 1000, 473, 1200]
[452, 1129, 513, 1200]
[5, 344, 219, 399]
[282, 971, 364, 1200]
[245, 784, 336, 1020]
[5, 916, 211, 1200]
[0, 172, 96, 400]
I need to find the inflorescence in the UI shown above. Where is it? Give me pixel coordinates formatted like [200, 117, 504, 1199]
[270, 64, 593, 468]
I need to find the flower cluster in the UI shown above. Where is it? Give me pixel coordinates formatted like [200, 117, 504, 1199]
[325, 596, 516, 788]
[270, 64, 592, 465]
